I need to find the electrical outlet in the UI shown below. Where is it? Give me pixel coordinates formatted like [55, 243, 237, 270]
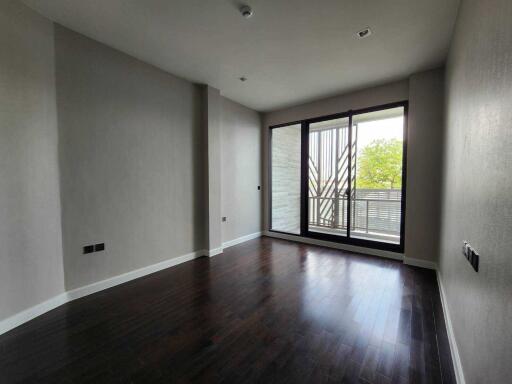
[83, 243, 105, 254]
[83, 245, 94, 254]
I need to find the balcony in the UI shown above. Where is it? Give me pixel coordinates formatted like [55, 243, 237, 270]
[308, 188, 402, 244]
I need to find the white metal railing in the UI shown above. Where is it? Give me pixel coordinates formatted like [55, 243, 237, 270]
[308, 189, 402, 235]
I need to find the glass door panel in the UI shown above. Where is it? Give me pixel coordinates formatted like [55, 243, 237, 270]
[350, 107, 405, 244]
[308, 117, 350, 237]
[270, 124, 302, 234]
[270, 102, 407, 251]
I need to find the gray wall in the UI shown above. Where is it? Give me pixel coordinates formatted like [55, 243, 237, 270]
[439, 0, 512, 382]
[220, 97, 262, 243]
[0, 1, 65, 320]
[55, 26, 204, 290]
[0, 4, 263, 323]
[406, 69, 445, 262]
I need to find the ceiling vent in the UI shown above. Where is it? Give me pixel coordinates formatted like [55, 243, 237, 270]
[356, 27, 372, 39]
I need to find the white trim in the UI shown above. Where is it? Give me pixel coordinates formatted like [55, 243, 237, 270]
[222, 231, 262, 249]
[403, 257, 437, 270]
[66, 250, 204, 301]
[264, 231, 403, 261]
[0, 293, 69, 336]
[205, 247, 223, 257]
[0, 250, 204, 336]
[436, 270, 466, 384]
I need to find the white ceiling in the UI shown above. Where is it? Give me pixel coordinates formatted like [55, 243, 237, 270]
[22, 0, 459, 112]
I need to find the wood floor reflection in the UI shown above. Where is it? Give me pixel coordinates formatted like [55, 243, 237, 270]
[0, 237, 455, 383]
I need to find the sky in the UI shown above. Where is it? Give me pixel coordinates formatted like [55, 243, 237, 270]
[356, 116, 404, 151]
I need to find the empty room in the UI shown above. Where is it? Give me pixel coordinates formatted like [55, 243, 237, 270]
[1, 0, 511, 383]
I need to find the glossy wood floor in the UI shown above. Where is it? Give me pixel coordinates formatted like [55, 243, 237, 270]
[0, 237, 455, 383]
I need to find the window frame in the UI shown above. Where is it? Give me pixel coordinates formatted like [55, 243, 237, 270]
[268, 100, 408, 253]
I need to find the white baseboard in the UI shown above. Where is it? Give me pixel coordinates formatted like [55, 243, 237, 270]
[0, 293, 69, 336]
[66, 250, 204, 301]
[0, 249, 204, 336]
[403, 257, 437, 270]
[205, 247, 223, 257]
[437, 270, 466, 384]
[222, 231, 262, 249]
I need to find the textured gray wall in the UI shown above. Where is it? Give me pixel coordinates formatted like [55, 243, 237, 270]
[220, 97, 262, 243]
[0, 1, 65, 320]
[440, 0, 512, 382]
[405, 69, 445, 262]
[55, 26, 204, 290]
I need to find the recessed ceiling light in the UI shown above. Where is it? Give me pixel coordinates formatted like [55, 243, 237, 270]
[239, 76, 247, 82]
[356, 27, 372, 39]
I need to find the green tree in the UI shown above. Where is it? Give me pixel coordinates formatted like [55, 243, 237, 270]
[356, 138, 403, 189]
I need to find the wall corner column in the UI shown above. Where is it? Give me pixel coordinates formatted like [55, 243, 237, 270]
[202, 85, 223, 256]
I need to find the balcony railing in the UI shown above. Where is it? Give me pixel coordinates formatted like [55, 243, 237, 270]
[309, 189, 402, 240]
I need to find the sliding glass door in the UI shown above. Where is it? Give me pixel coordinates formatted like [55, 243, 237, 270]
[307, 116, 350, 238]
[350, 107, 405, 245]
[270, 102, 407, 252]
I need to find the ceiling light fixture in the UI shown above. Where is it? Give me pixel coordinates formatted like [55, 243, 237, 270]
[240, 5, 253, 19]
[356, 27, 372, 39]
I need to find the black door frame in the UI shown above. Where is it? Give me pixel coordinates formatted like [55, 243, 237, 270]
[269, 100, 408, 253]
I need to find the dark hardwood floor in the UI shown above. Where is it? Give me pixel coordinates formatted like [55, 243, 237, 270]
[0, 237, 455, 383]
